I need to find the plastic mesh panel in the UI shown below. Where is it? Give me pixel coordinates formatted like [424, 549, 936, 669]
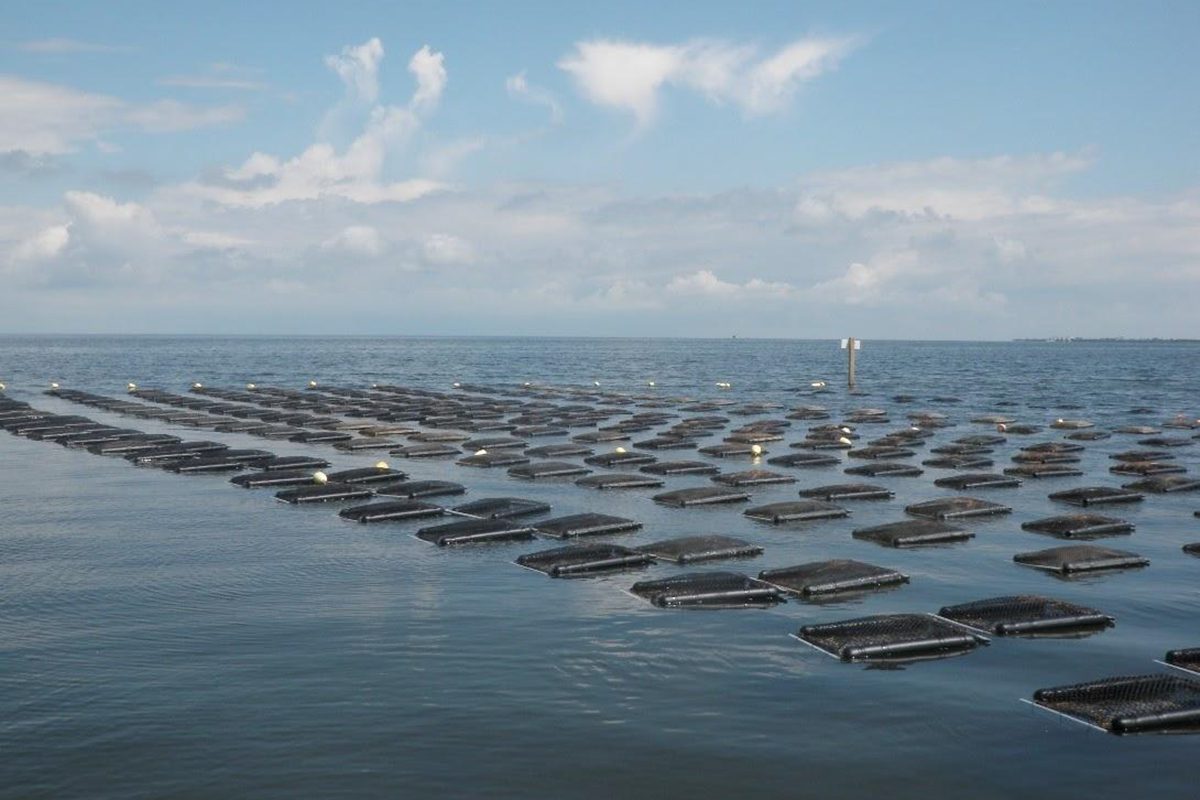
[938, 595, 1113, 635]
[526, 443, 594, 458]
[798, 484, 893, 501]
[1166, 649, 1200, 675]
[1110, 462, 1186, 476]
[853, 520, 971, 547]
[534, 513, 642, 539]
[274, 483, 373, 504]
[1033, 674, 1200, 733]
[630, 571, 782, 608]
[653, 487, 752, 507]
[1004, 464, 1084, 478]
[516, 543, 653, 577]
[1049, 487, 1145, 506]
[640, 460, 720, 476]
[416, 518, 536, 546]
[507, 461, 591, 479]
[767, 453, 840, 467]
[934, 473, 1021, 489]
[1122, 476, 1200, 493]
[636, 535, 762, 564]
[457, 452, 530, 468]
[1013, 545, 1149, 573]
[844, 462, 923, 477]
[759, 559, 908, 597]
[922, 455, 995, 469]
[798, 613, 985, 661]
[452, 497, 550, 519]
[584, 452, 657, 468]
[389, 444, 459, 458]
[576, 473, 664, 489]
[905, 496, 1012, 520]
[375, 480, 466, 499]
[339, 500, 443, 523]
[712, 470, 795, 487]
[744, 500, 849, 523]
[1021, 514, 1133, 538]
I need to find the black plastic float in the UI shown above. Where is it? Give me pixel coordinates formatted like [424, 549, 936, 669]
[640, 460, 720, 476]
[338, 500, 444, 523]
[798, 483, 893, 501]
[1049, 487, 1145, 506]
[845, 461, 923, 477]
[905, 496, 1012, 520]
[375, 480, 466, 499]
[767, 452, 840, 468]
[934, 473, 1021, 490]
[416, 518, 537, 546]
[533, 513, 643, 539]
[275, 483, 373, 504]
[507, 461, 592, 479]
[451, 497, 549, 519]
[653, 487, 752, 507]
[712, 469, 795, 487]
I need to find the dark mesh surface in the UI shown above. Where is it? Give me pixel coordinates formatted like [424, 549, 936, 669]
[1021, 514, 1134, 538]
[712, 470, 795, 487]
[1166, 649, 1200, 674]
[452, 497, 550, 519]
[767, 453, 840, 467]
[938, 594, 1113, 635]
[507, 461, 591, 479]
[922, 455, 995, 469]
[1185, 543, 1200, 557]
[516, 543, 652, 577]
[274, 483, 373, 504]
[1122, 476, 1200, 493]
[461, 437, 527, 451]
[583, 451, 657, 468]
[853, 520, 971, 547]
[1049, 487, 1145, 506]
[335, 438, 398, 451]
[1022, 441, 1085, 454]
[798, 483, 892, 501]
[636, 535, 762, 564]
[1011, 452, 1082, 464]
[931, 444, 993, 455]
[534, 513, 643, 539]
[653, 487, 752, 507]
[1033, 674, 1200, 733]
[759, 559, 907, 597]
[630, 571, 782, 607]
[1138, 436, 1194, 448]
[456, 452, 530, 468]
[905, 496, 1011, 520]
[1110, 450, 1173, 462]
[251, 455, 329, 471]
[415, 518, 536, 546]
[699, 443, 763, 457]
[525, 443, 594, 458]
[640, 460, 720, 476]
[744, 500, 849, 523]
[934, 473, 1021, 489]
[1004, 464, 1084, 478]
[572, 430, 631, 444]
[1013, 545, 1149, 573]
[798, 613, 985, 661]
[955, 434, 1007, 446]
[339, 500, 444, 523]
[375, 480, 466, 499]
[844, 462, 923, 477]
[847, 446, 915, 460]
[1110, 461, 1187, 476]
[389, 444, 459, 458]
[575, 473, 664, 489]
[634, 437, 697, 450]
[169, 456, 250, 474]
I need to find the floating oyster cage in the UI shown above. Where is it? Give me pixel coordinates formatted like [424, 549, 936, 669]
[844, 461, 923, 477]
[937, 595, 1113, 636]
[338, 500, 444, 523]
[1030, 674, 1200, 734]
[1013, 544, 1149, 574]
[507, 460, 592, 479]
[743, 500, 850, 524]
[451, 497, 549, 519]
[905, 496, 1012, 520]
[533, 513, 642, 539]
[798, 483, 893, 501]
[653, 487, 752, 507]
[1122, 476, 1200, 494]
[934, 473, 1021, 490]
[416, 518, 536, 546]
[630, 571, 783, 608]
[712, 469, 795, 487]
[853, 519, 972, 547]
[275, 483, 373, 505]
[515, 543, 653, 578]
[1048, 487, 1145, 506]
[759, 559, 908, 598]
[636, 534, 762, 564]
[376, 480, 466, 499]
[640, 460, 720, 476]
[1020, 514, 1134, 539]
[576, 472, 664, 490]
[795, 613, 988, 662]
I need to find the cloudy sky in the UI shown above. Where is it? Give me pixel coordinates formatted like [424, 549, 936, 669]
[2, 1, 1197, 338]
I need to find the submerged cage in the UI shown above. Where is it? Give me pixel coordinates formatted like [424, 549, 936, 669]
[759, 559, 908, 598]
[938, 595, 1113, 635]
[797, 613, 986, 662]
[1048, 487, 1145, 506]
[744, 500, 849, 523]
[533, 513, 642, 539]
[1032, 674, 1200, 734]
[416, 518, 536, 546]
[630, 571, 783, 608]
[516, 543, 653, 577]
[1013, 544, 1149, 574]
[636, 534, 762, 564]
[853, 519, 971, 547]
[905, 496, 1012, 520]
[1021, 514, 1134, 538]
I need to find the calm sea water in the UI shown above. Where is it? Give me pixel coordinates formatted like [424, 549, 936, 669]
[1, 336, 1198, 799]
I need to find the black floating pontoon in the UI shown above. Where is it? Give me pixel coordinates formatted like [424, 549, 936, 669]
[583, 451, 657, 469]
[767, 453, 840, 468]
[938, 595, 1113, 636]
[1021, 514, 1134, 538]
[630, 571, 783, 608]
[922, 455, 995, 470]
[798, 483, 893, 501]
[797, 613, 986, 662]
[252, 455, 330, 471]
[636, 535, 762, 564]
[457, 452, 530, 468]
[743, 500, 849, 524]
[390, 444, 460, 458]
[905, 496, 1011, 520]
[416, 518, 536, 546]
[853, 519, 971, 547]
[533, 513, 643, 539]
[1013, 544, 1149, 574]
[516, 543, 653, 577]
[525, 443, 594, 459]
[1032, 674, 1200, 734]
[759, 559, 908, 598]
[1004, 464, 1084, 478]
[338, 500, 444, 523]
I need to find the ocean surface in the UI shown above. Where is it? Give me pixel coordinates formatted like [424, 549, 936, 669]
[1, 336, 1198, 799]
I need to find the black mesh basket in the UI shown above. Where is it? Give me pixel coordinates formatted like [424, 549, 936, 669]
[653, 487, 752, 507]
[1004, 464, 1084, 478]
[1121, 476, 1200, 493]
[274, 483, 373, 505]
[583, 451, 657, 468]
[744, 500, 850, 524]
[631, 571, 783, 608]
[798, 483, 893, 501]
[534, 513, 642, 539]
[508, 461, 592, 479]
[1021, 514, 1133, 538]
[1165, 648, 1200, 675]
[636, 535, 762, 564]
[452, 497, 550, 519]
[526, 443, 594, 458]
[376, 480, 466, 499]
[847, 446, 915, 460]
[934, 473, 1021, 490]
[1048, 487, 1145, 506]
[938, 595, 1113, 635]
[767, 453, 840, 467]
[640, 460, 720, 476]
[457, 452, 530, 468]
[1013, 545, 1149, 574]
[759, 559, 908, 598]
[905, 496, 1011, 520]
[516, 543, 653, 578]
[712, 470, 795, 487]
[389, 443, 459, 458]
[339, 500, 444, 523]
[845, 462, 923, 477]
[1033, 674, 1200, 734]
[853, 519, 971, 547]
[922, 455, 995, 470]
[1109, 461, 1186, 476]
[797, 613, 986, 662]
[416, 518, 536, 546]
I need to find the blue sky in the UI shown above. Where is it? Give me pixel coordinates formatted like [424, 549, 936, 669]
[2, 1, 1197, 337]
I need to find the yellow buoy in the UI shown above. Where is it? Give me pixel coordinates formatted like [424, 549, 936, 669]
[374, 461, 389, 471]
[313, 471, 329, 485]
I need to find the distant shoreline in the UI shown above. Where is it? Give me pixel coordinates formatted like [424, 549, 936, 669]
[1013, 337, 1200, 343]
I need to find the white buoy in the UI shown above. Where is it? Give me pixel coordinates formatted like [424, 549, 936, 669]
[246, 383, 256, 390]
[594, 381, 600, 387]
[474, 448, 488, 456]
[453, 382, 461, 388]
[615, 446, 627, 454]
[750, 444, 763, 456]
[192, 382, 203, 389]
[0, 382, 6, 392]
[313, 471, 329, 485]
[308, 380, 318, 388]
[374, 460, 389, 470]
[838, 436, 853, 445]
[811, 380, 827, 389]
[50, 382, 59, 390]
[997, 423, 1008, 433]
[647, 381, 656, 387]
